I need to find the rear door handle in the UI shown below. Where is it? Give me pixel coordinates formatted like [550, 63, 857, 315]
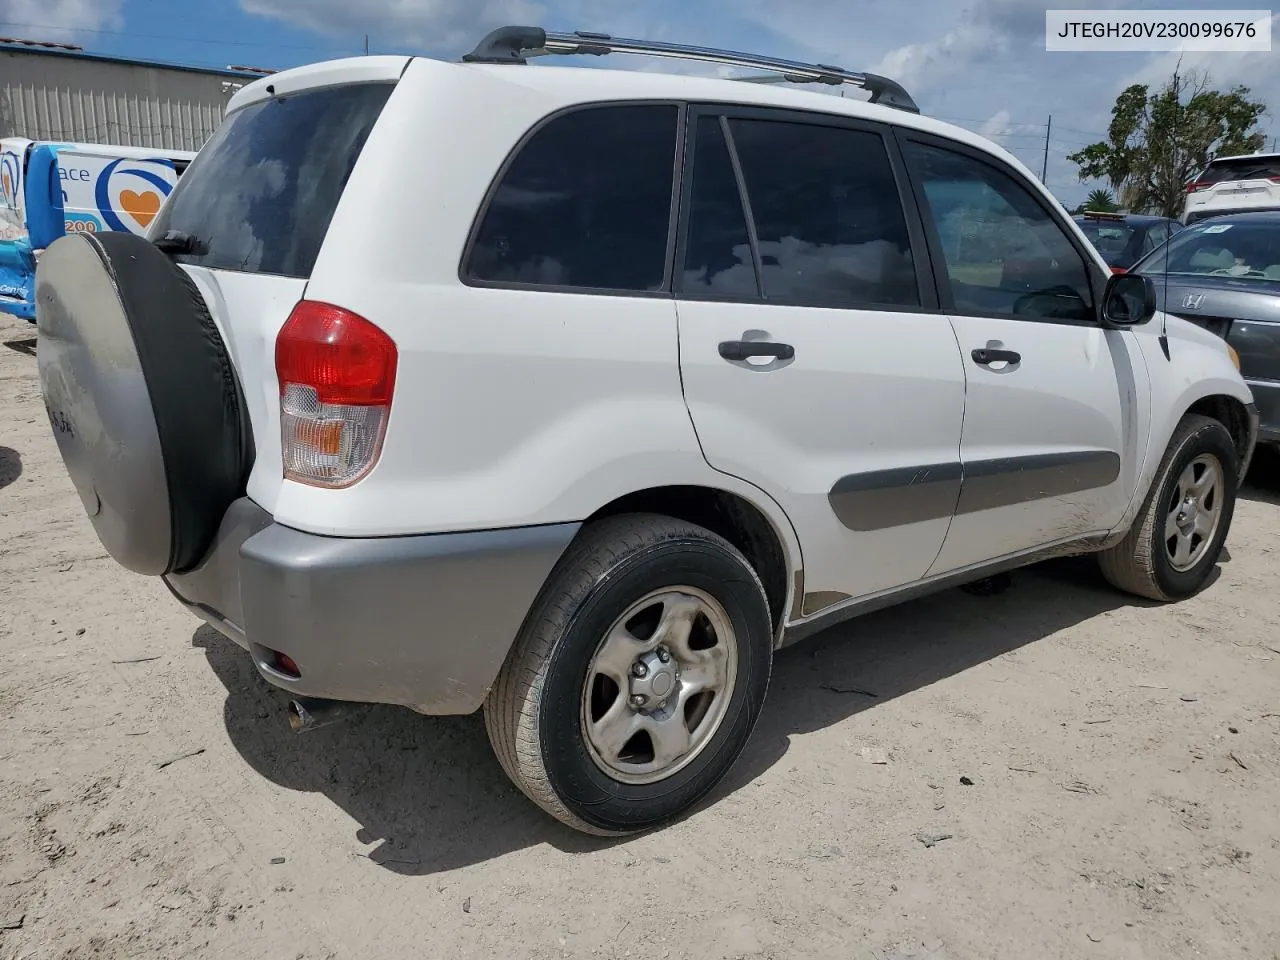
[971, 348, 1021, 366]
[718, 340, 795, 362]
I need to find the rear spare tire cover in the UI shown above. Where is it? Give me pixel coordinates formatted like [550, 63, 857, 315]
[36, 231, 253, 576]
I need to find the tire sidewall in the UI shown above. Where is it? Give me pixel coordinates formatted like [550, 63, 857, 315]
[1149, 420, 1238, 598]
[537, 535, 771, 833]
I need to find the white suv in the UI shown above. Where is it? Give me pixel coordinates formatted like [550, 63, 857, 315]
[1184, 152, 1280, 224]
[35, 27, 1257, 836]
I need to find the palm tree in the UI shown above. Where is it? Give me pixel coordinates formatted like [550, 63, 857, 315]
[1084, 188, 1120, 212]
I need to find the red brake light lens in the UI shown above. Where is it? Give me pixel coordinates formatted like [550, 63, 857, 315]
[275, 301, 397, 406]
[1185, 181, 1211, 194]
[275, 301, 397, 488]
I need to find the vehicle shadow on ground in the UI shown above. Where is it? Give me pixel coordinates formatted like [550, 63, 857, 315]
[721, 557, 1170, 798]
[1241, 445, 1280, 505]
[0, 446, 23, 490]
[2, 336, 37, 357]
[195, 552, 1159, 877]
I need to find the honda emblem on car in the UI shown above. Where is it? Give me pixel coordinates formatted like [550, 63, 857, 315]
[1181, 293, 1207, 311]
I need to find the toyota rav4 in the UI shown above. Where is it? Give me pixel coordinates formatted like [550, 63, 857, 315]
[35, 27, 1258, 836]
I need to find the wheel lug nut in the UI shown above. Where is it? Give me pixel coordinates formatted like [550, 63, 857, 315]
[657, 647, 670, 663]
[631, 662, 648, 678]
[629, 694, 646, 708]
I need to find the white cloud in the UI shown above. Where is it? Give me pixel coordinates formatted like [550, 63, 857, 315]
[730, 0, 1278, 204]
[980, 109, 1013, 139]
[0, 0, 124, 42]
[1119, 12, 1280, 128]
[230, 0, 1279, 206]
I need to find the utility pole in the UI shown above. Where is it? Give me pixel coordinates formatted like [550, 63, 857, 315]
[1041, 114, 1052, 184]
[363, 34, 370, 56]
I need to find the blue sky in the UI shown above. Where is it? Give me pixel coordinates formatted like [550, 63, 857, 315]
[1, 0, 1277, 208]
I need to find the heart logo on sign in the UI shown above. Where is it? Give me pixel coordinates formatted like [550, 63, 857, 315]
[120, 189, 161, 228]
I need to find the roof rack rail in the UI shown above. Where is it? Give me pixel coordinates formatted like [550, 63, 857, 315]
[462, 26, 920, 114]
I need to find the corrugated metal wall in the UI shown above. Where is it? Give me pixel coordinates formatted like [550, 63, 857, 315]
[0, 50, 240, 151]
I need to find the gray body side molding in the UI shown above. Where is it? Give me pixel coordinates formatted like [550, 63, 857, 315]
[829, 450, 1122, 532]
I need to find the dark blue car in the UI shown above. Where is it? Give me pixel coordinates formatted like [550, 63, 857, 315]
[1073, 210, 1184, 272]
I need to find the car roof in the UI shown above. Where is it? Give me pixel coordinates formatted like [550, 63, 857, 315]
[468, 60, 1050, 179]
[228, 54, 1048, 193]
[1207, 151, 1280, 164]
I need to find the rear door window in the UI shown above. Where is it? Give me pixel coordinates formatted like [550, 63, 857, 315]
[681, 116, 757, 297]
[151, 82, 394, 278]
[465, 105, 680, 293]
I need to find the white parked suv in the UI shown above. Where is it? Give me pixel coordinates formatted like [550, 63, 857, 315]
[36, 27, 1257, 836]
[1183, 152, 1280, 224]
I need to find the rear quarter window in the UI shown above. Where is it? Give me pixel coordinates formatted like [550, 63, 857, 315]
[1076, 221, 1137, 258]
[151, 82, 394, 278]
[464, 104, 680, 293]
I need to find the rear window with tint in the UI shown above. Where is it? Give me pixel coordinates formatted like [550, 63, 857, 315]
[1075, 221, 1137, 257]
[1199, 156, 1280, 184]
[151, 82, 394, 278]
[465, 104, 680, 292]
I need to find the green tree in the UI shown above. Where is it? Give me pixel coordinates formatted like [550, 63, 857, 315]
[1068, 68, 1266, 217]
[1083, 188, 1120, 212]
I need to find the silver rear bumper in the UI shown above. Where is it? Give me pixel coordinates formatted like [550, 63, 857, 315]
[164, 499, 579, 714]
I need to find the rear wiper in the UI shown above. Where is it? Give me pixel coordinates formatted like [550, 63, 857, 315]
[153, 230, 204, 255]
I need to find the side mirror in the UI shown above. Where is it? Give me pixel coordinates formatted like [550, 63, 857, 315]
[1101, 273, 1156, 327]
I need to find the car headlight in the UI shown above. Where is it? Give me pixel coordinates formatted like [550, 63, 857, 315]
[1227, 344, 1241, 371]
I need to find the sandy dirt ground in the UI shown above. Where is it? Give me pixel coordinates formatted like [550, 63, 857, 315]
[2, 308, 1279, 960]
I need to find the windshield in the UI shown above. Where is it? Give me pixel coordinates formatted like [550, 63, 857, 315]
[1197, 156, 1280, 185]
[150, 81, 393, 278]
[1075, 220, 1137, 259]
[1132, 219, 1280, 282]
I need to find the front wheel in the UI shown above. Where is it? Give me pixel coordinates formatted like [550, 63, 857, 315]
[484, 513, 773, 835]
[1099, 414, 1239, 601]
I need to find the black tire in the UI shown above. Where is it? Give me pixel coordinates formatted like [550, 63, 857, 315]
[35, 231, 252, 576]
[484, 513, 773, 836]
[1099, 414, 1238, 601]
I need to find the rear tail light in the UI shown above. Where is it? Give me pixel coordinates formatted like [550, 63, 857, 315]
[1185, 181, 1211, 194]
[275, 301, 397, 488]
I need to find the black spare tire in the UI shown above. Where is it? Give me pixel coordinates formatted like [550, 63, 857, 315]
[36, 231, 253, 576]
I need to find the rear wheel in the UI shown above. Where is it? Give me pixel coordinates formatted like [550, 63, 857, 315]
[1099, 414, 1238, 601]
[484, 514, 773, 835]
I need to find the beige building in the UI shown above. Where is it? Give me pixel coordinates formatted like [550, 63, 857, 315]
[0, 38, 271, 151]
